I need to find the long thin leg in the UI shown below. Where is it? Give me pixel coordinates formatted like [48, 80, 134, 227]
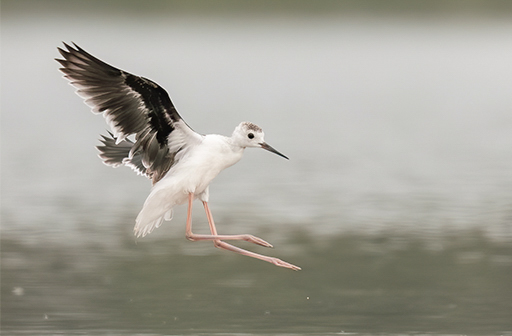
[185, 193, 272, 247]
[203, 199, 301, 271]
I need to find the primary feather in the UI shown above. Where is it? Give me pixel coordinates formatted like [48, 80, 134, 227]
[56, 42, 201, 184]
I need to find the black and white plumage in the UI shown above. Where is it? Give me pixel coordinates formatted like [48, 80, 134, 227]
[56, 42, 300, 270]
[57, 42, 198, 184]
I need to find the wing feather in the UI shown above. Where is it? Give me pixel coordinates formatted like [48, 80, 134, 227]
[56, 42, 202, 184]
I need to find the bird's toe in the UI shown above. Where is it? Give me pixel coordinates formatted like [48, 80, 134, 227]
[271, 257, 301, 271]
[245, 234, 273, 248]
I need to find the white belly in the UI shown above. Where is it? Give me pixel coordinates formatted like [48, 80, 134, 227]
[167, 134, 243, 197]
[133, 134, 244, 237]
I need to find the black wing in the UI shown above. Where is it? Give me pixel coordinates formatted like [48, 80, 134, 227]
[56, 42, 201, 183]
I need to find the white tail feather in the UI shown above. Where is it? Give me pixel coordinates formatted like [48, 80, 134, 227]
[133, 178, 187, 237]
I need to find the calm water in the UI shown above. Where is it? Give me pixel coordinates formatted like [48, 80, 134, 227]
[2, 2, 512, 335]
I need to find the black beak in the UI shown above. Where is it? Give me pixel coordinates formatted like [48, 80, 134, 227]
[259, 142, 289, 160]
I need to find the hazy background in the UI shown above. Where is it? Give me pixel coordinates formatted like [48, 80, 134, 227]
[2, 1, 512, 335]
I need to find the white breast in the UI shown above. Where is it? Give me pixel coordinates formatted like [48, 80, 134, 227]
[157, 134, 243, 199]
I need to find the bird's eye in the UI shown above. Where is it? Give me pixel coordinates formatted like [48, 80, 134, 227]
[247, 133, 254, 139]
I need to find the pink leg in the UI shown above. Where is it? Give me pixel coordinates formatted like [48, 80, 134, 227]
[185, 193, 272, 248]
[202, 199, 301, 271]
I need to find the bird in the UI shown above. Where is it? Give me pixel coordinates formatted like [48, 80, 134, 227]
[56, 42, 300, 271]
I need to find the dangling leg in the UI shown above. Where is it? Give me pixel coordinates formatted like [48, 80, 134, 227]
[203, 200, 301, 271]
[184, 193, 272, 247]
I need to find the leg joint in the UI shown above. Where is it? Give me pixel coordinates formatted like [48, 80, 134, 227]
[213, 239, 223, 249]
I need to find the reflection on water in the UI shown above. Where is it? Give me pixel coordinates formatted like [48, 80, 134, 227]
[2, 227, 512, 335]
[2, 1, 512, 335]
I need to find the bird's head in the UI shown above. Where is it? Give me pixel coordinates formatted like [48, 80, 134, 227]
[232, 122, 288, 159]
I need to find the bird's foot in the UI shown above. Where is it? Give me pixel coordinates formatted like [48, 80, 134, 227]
[243, 234, 273, 248]
[269, 257, 302, 271]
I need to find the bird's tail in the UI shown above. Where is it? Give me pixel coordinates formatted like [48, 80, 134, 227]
[134, 208, 173, 238]
[134, 186, 176, 238]
[98, 132, 176, 238]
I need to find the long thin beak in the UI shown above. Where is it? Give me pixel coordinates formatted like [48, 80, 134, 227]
[259, 142, 289, 160]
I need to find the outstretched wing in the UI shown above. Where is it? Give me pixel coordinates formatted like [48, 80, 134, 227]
[56, 42, 202, 184]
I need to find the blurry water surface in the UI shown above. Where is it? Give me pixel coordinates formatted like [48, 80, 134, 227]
[1, 2, 512, 335]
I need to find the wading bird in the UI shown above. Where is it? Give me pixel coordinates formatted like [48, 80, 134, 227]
[56, 43, 300, 270]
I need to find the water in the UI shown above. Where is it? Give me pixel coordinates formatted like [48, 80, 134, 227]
[2, 231, 511, 335]
[2, 2, 512, 335]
